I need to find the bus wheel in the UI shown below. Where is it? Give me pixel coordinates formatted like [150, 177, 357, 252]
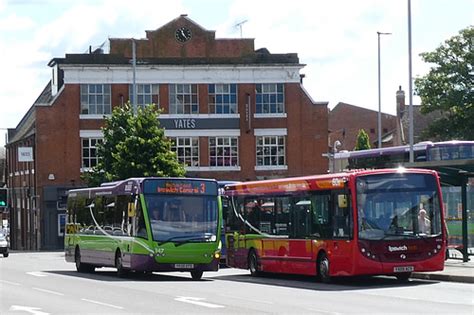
[395, 272, 411, 281]
[3, 252, 9, 258]
[248, 250, 260, 277]
[190, 270, 203, 280]
[75, 247, 93, 273]
[317, 253, 331, 283]
[115, 251, 128, 278]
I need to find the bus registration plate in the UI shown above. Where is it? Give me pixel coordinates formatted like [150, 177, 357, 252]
[393, 266, 414, 273]
[174, 264, 194, 269]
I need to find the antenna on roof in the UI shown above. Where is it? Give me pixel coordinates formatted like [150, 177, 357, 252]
[234, 19, 248, 38]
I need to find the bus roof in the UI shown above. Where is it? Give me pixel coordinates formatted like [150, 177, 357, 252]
[334, 140, 474, 160]
[223, 168, 438, 196]
[67, 177, 217, 197]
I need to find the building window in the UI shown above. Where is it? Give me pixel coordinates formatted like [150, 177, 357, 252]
[256, 136, 286, 166]
[80, 84, 111, 115]
[171, 137, 199, 167]
[209, 84, 237, 114]
[82, 138, 102, 168]
[169, 84, 198, 114]
[129, 84, 159, 107]
[256, 83, 284, 114]
[209, 137, 239, 167]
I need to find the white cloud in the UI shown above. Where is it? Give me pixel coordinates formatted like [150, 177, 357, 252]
[0, 0, 472, 146]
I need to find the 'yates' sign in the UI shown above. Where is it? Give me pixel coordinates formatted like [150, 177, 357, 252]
[159, 118, 239, 130]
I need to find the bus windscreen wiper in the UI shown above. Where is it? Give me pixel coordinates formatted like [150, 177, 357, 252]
[157, 234, 212, 246]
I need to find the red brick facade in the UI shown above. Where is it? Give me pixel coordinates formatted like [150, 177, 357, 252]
[5, 15, 328, 250]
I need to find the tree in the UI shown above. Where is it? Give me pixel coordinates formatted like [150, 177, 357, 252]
[415, 26, 474, 140]
[82, 103, 186, 186]
[354, 129, 371, 151]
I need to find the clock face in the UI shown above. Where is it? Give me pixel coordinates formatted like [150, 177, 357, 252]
[175, 27, 192, 43]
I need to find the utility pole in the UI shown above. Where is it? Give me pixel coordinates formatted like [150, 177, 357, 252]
[407, 0, 414, 162]
[132, 39, 137, 115]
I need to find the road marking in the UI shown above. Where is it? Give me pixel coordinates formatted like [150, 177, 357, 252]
[81, 298, 124, 309]
[9, 305, 49, 315]
[26, 271, 48, 277]
[33, 287, 64, 296]
[0, 279, 21, 286]
[218, 293, 273, 304]
[305, 308, 341, 315]
[175, 296, 224, 308]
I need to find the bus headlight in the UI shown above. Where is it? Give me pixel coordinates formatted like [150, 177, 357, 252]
[214, 251, 221, 260]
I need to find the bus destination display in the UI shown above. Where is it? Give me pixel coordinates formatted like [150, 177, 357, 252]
[144, 179, 217, 195]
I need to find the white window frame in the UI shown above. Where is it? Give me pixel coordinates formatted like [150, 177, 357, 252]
[169, 84, 199, 114]
[255, 135, 287, 169]
[129, 84, 159, 107]
[209, 136, 239, 167]
[208, 83, 238, 114]
[255, 83, 285, 114]
[171, 137, 200, 167]
[81, 138, 103, 171]
[80, 84, 111, 115]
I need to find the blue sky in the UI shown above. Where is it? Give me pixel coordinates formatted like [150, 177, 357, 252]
[1, 0, 473, 146]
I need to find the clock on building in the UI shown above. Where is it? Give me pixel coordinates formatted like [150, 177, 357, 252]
[175, 27, 192, 43]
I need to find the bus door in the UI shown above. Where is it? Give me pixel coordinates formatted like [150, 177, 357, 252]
[327, 190, 353, 275]
[285, 197, 314, 274]
[224, 196, 247, 269]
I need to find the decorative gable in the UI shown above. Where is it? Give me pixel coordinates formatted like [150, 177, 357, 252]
[110, 14, 255, 59]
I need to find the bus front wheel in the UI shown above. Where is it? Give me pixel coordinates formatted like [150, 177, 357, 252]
[395, 272, 411, 281]
[75, 247, 94, 273]
[317, 253, 331, 283]
[190, 270, 203, 280]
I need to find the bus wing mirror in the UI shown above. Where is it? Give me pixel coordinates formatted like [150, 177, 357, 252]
[128, 202, 136, 217]
[338, 195, 347, 208]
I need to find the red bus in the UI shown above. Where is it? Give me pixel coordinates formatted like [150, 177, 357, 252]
[223, 168, 446, 282]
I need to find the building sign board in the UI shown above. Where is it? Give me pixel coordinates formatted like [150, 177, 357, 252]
[18, 147, 33, 162]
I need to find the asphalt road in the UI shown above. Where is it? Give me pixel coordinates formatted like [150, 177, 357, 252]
[0, 252, 472, 314]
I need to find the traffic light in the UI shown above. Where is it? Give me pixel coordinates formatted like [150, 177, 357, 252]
[0, 188, 7, 207]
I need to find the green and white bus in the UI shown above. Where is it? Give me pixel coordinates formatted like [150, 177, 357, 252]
[65, 177, 221, 280]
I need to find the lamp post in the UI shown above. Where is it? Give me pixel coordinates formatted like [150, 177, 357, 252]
[377, 31, 391, 148]
[407, 0, 414, 163]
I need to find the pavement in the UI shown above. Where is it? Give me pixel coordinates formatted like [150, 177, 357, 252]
[411, 249, 474, 283]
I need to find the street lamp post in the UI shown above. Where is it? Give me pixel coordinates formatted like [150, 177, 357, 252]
[377, 31, 391, 148]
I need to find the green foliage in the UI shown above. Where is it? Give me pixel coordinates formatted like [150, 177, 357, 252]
[415, 26, 474, 140]
[354, 129, 371, 151]
[82, 103, 186, 186]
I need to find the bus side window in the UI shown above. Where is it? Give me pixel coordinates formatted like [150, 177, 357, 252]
[274, 197, 290, 236]
[332, 192, 351, 238]
[312, 193, 331, 238]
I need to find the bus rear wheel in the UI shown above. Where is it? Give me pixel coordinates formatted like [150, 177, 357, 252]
[115, 251, 128, 278]
[248, 250, 260, 277]
[190, 270, 203, 280]
[317, 253, 331, 283]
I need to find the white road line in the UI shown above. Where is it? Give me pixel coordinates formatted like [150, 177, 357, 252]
[175, 296, 225, 308]
[0, 279, 21, 286]
[33, 287, 64, 296]
[26, 271, 48, 277]
[304, 308, 341, 315]
[218, 293, 273, 305]
[81, 298, 124, 309]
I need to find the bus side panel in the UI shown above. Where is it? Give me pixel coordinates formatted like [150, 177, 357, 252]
[260, 238, 281, 273]
[283, 240, 316, 275]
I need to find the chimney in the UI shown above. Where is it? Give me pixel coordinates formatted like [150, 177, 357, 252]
[396, 86, 405, 118]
